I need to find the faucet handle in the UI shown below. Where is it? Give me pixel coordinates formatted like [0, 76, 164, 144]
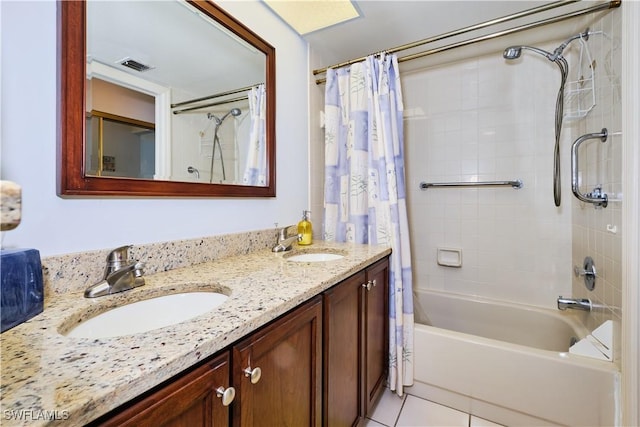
[104, 245, 133, 278]
[107, 245, 132, 264]
[133, 262, 145, 278]
[279, 228, 288, 241]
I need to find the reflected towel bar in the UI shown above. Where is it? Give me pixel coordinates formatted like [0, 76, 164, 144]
[420, 180, 523, 190]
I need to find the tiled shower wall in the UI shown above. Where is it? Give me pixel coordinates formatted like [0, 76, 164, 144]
[403, 39, 575, 308]
[570, 10, 623, 344]
[401, 9, 621, 322]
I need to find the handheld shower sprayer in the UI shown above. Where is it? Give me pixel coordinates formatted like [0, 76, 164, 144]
[502, 28, 589, 207]
[502, 28, 590, 62]
[207, 108, 242, 183]
[503, 45, 555, 61]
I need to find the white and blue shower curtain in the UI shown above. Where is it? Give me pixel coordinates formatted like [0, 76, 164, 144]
[242, 84, 266, 186]
[323, 53, 414, 395]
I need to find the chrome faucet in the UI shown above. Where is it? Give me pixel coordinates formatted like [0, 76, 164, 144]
[84, 245, 145, 298]
[272, 227, 302, 252]
[557, 296, 592, 311]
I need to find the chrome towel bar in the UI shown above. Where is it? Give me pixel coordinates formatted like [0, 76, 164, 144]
[419, 180, 523, 190]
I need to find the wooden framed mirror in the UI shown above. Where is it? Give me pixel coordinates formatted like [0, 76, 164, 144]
[58, 0, 276, 197]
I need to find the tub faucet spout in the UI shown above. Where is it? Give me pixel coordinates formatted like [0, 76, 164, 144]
[557, 296, 592, 311]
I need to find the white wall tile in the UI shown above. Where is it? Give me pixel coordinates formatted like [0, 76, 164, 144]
[404, 41, 575, 307]
[569, 11, 623, 364]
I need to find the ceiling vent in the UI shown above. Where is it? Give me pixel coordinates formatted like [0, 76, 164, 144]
[119, 58, 152, 72]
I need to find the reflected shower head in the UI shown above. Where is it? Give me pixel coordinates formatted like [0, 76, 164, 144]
[208, 108, 242, 125]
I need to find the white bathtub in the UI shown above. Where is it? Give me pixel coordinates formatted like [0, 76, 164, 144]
[409, 288, 620, 426]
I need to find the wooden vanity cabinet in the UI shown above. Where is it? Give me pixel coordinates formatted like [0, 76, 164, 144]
[94, 352, 231, 427]
[90, 258, 388, 427]
[362, 258, 389, 413]
[323, 257, 389, 426]
[231, 295, 323, 427]
[323, 271, 365, 426]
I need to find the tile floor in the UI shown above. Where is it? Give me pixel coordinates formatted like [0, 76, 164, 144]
[363, 388, 504, 427]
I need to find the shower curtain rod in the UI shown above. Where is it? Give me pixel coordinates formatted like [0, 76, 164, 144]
[313, 0, 620, 85]
[172, 95, 247, 115]
[171, 83, 261, 110]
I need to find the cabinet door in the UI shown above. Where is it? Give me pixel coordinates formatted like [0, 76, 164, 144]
[363, 258, 389, 414]
[323, 271, 366, 427]
[95, 352, 232, 427]
[232, 296, 322, 427]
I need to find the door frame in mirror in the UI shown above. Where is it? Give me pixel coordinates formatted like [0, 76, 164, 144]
[58, 0, 276, 197]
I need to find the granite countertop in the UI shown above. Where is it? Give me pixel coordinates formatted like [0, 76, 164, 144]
[0, 241, 390, 426]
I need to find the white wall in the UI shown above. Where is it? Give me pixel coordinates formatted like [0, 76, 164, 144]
[308, 51, 327, 239]
[621, 3, 640, 423]
[88, 78, 155, 123]
[0, 0, 309, 257]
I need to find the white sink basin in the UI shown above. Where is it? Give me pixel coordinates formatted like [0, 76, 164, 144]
[286, 253, 344, 262]
[65, 292, 228, 339]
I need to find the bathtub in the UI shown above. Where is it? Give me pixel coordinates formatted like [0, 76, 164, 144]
[409, 288, 620, 426]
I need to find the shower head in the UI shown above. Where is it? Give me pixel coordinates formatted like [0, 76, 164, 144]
[208, 108, 242, 125]
[502, 46, 522, 60]
[503, 28, 590, 63]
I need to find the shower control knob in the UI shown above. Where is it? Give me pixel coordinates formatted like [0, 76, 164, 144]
[574, 256, 596, 291]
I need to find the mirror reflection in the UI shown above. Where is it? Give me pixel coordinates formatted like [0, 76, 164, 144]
[85, 0, 267, 186]
[86, 108, 156, 179]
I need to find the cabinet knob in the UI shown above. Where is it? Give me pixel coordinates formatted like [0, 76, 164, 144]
[362, 281, 373, 291]
[215, 386, 236, 406]
[244, 366, 262, 384]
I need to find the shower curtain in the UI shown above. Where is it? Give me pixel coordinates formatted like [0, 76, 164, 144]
[242, 84, 266, 186]
[323, 53, 414, 395]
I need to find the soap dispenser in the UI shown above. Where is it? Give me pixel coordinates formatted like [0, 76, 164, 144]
[297, 210, 313, 246]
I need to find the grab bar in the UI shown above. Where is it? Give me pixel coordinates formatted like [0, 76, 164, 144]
[419, 180, 523, 190]
[571, 128, 608, 208]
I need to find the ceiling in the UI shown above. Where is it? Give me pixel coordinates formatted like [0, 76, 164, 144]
[299, 1, 600, 71]
[87, 1, 266, 102]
